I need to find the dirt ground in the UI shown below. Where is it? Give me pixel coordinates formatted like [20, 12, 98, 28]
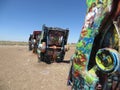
[0, 45, 75, 90]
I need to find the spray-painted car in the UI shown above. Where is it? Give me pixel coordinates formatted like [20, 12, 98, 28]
[67, 0, 120, 90]
[28, 31, 41, 53]
[37, 25, 69, 64]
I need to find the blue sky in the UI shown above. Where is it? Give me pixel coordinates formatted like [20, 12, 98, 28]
[0, 0, 87, 43]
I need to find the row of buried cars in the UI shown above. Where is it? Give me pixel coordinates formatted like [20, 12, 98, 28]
[28, 25, 69, 64]
[28, 0, 120, 89]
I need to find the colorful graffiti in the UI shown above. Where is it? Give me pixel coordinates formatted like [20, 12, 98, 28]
[69, 0, 120, 89]
[96, 48, 120, 73]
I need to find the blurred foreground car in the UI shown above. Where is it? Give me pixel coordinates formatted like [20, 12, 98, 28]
[67, 0, 120, 90]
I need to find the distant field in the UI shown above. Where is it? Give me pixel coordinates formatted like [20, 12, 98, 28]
[0, 41, 77, 47]
[0, 41, 28, 45]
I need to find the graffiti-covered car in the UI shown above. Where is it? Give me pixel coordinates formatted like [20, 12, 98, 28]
[37, 25, 69, 63]
[28, 31, 42, 53]
[67, 0, 120, 90]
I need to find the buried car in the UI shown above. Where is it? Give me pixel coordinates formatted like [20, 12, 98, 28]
[67, 0, 120, 90]
[28, 30, 42, 53]
[37, 25, 69, 63]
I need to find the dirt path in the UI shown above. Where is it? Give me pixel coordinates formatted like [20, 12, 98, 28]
[0, 45, 75, 90]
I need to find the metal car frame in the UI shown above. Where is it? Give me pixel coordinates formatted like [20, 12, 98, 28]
[37, 25, 69, 64]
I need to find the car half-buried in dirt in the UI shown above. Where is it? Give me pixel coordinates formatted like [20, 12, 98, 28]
[37, 25, 69, 64]
[28, 30, 42, 53]
[67, 0, 120, 90]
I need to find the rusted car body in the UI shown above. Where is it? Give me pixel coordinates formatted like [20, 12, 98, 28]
[29, 31, 41, 53]
[37, 25, 69, 63]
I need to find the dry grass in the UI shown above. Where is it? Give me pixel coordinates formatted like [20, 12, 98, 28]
[0, 41, 76, 47]
[0, 41, 28, 46]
